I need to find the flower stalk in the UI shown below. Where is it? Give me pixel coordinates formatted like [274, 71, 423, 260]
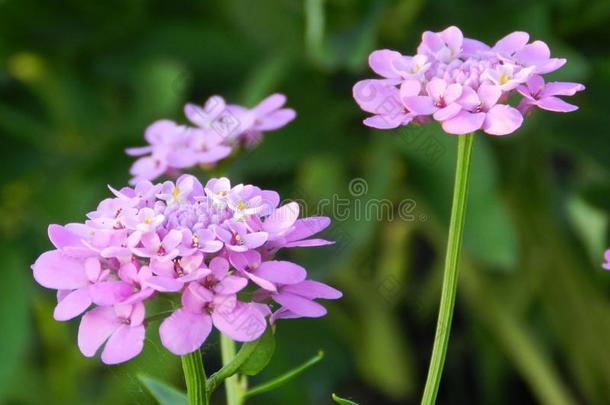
[181, 350, 209, 405]
[221, 335, 244, 405]
[421, 133, 474, 405]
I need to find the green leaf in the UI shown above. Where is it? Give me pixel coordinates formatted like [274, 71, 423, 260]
[207, 329, 275, 392]
[237, 326, 276, 376]
[244, 351, 325, 400]
[567, 195, 608, 263]
[138, 374, 187, 405]
[332, 393, 360, 405]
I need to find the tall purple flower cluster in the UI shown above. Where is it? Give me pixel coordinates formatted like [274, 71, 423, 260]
[32, 175, 340, 364]
[127, 94, 296, 184]
[353, 26, 584, 135]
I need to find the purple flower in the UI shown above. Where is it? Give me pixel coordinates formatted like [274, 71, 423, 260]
[239, 94, 297, 147]
[402, 78, 463, 122]
[32, 175, 340, 363]
[229, 251, 307, 292]
[353, 26, 584, 136]
[441, 85, 523, 136]
[265, 216, 334, 251]
[32, 253, 132, 321]
[158, 269, 261, 355]
[127, 94, 296, 184]
[213, 222, 268, 252]
[78, 303, 146, 365]
[603, 249, 610, 271]
[352, 79, 414, 129]
[517, 75, 585, 114]
[266, 280, 343, 321]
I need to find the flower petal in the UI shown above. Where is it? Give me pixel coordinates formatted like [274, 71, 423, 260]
[215, 275, 248, 295]
[514, 40, 551, 66]
[245, 271, 277, 292]
[441, 111, 485, 135]
[363, 114, 409, 129]
[212, 302, 267, 342]
[540, 82, 585, 97]
[210, 257, 230, 279]
[144, 276, 184, 292]
[282, 280, 342, 300]
[483, 105, 523, 136]
[78, 307, 119, 357]
[493, 31, 529, 54]
[263, 202, 299, 234]
[282, 238, 334, 248]
[255, 109, 296, 131]
[353, 80, 401, 115]
[368, 49, 403, 79]
[433, 103, 461, 121]
[272, 293, 327, 318]
[284, 217, 330, 241]
[101, 325, 145, 364]
[403, 96, 437, 115]
[251, 94, 286, 115]
[48, 224, 83, 249]
[159, 309, 212, 355]
[536, 96, 579, 113]
[53, 288, 92, 321]
[89, 281, 134, 306]
[32, 250, 88, 290]
[478, 84, 502, 110]
[256, 261, 307, 285]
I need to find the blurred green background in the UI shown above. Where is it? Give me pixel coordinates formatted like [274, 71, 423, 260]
[1, 0, 609, 404]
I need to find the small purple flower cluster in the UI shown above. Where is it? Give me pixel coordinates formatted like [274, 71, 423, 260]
[603, 249, 610, 270]
[353, 26, 584, 135]
[127, 94, 296, 184]
[32, 175, 340, 364]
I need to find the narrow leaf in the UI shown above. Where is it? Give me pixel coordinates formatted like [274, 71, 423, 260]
[238, 326, 276, 376]
[244, 350, 324, 399]
[332, 393, 360, 405]
[138, 374, 187, 405]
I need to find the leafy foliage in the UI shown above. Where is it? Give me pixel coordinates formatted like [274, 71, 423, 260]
[138, 375, 187, 405]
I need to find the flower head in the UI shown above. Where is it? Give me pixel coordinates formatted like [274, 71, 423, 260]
[127, 94, 296, 184]
[603, 249, 610, 271]
[32, 175, 340, 364]
[353, 26, 584, 135]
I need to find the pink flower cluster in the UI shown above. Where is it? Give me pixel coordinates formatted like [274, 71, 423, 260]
[127, 94, 296, 184]
[353, 26, 585, 135]
[31, 175, 341, 364]
[603, 249, 610, 270]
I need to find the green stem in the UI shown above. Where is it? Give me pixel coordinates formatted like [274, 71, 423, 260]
[421, 133, 475, 405]
[244, 351, 324, 400]
[221, 334, 244, 405]
[181, 350, 209, 405]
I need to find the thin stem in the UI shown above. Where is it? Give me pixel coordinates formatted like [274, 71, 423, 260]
[421, 133, 475, 405]
[220, 334, 244, 405]
[244, 351, 324, 400]
[181, 350, 209, 405]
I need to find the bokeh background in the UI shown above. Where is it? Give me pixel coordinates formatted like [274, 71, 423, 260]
[1, 0, 609, 404]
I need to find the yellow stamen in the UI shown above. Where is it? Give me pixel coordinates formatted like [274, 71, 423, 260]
[172, 187, 180, 200]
